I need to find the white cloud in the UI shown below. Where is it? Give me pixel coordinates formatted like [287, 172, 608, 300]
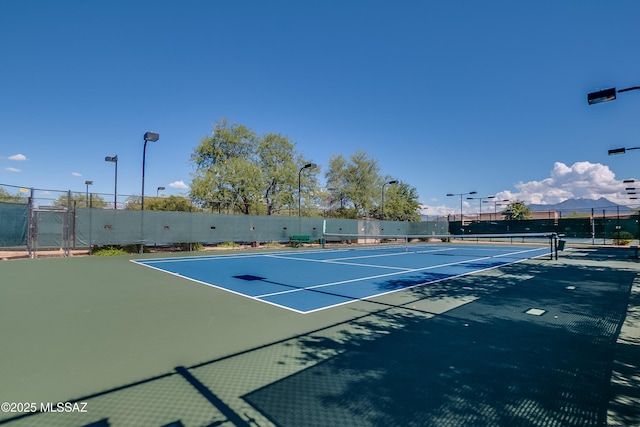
[168, 180, 188, 189]
[8, 154, 27, 161]
[72, 172, 82, 177]
[424, 161, 632, 216]
[5, 167, 21, 173]
[494, 161, 628, 205]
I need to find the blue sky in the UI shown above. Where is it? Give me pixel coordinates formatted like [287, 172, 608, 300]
[2, 1, 640, 215]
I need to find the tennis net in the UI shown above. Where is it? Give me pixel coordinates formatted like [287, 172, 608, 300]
[321, 232, 561, 259]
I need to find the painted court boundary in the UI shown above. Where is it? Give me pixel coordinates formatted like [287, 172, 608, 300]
[131, 245, 550, 314]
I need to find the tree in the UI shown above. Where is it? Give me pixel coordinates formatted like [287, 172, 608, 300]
[324, 152, 421, 221]
[53, 193, 108, 209]
[325, 151, 381, 218]
[374, 180, 421, 221]
[144, 195, 194, 211]
[501, 200, 532, 220]
[190, 119, 319, 215]
[0, 187, 27, 203]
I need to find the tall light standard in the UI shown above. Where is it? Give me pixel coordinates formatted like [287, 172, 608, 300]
[142, 132, 159, 210]
[483, 198, 509, 220]
[298, 163, 318, 217]
[446, 191, 477, 225]
[467, 195, 495, 221]
[491, 199, 510, 220]
[104, 155, 118, 209]
[84, 180, 93, 207]
[157, 186, 165, 197]
[381, 180, 398, 220]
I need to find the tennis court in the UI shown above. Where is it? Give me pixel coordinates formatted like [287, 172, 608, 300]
[1, 242, 639, 426]
[133, 243, 551, 313]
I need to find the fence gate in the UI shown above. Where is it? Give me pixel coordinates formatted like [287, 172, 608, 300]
[28, 206, 73, 258]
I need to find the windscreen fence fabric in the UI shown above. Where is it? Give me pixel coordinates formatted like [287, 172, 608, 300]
[2, 203, 637, 251]
[73, 210, 449, 247]
[0, 202, 28, 247]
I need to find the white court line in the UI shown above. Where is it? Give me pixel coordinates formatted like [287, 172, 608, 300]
[265, 253, 413, 271]
[314, 247, 458, 261]
[132, 248, 347, 264]
[257, 246, 546, 298]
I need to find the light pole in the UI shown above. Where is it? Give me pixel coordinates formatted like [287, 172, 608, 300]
[381, 180, 398, 220]
[467, 195, 495, 221]
[84, 180, 93, 207]
[483, 198, 509, 220]
[446, 191, 477, 225]
[157, 186, 165, 197]
[298, 163, 318, 217]
[492, 199, 510, 220]
[142, 132, 159, 210]
[104, 155, 118, 209]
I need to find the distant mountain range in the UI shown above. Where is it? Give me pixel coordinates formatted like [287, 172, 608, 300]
[529, 197, 633, 214]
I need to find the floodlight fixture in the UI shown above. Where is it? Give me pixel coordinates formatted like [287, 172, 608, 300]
[588, 85, 640, 105]
[609, 146, 640, 156]
[144, 132, 160, 142]
[588, 88, 617, 105]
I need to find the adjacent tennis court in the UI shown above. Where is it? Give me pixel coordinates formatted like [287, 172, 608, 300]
[133, 243, 551, 313]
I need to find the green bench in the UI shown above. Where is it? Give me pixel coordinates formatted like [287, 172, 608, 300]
[290, 235, 316, 247]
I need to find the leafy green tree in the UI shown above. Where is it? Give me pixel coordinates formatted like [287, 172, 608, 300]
[144, 195, 195, 211]
[325, 152, 421, 220]
[501, 200, 532, 220]
[53, 193, 108, 209]
[190, 119, 319, 215]
[325, 151, 381, 218]
[124, 195, 141, 210]
[0, 187, 27, 203]
[374, 180, 421, 221]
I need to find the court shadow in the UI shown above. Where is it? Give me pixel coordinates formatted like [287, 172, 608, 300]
[244, 259, 639, 426]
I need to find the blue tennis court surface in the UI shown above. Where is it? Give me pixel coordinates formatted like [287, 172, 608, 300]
[133, 244, 551, 313]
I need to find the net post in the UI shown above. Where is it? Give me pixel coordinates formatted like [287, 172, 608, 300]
[322, 219, 326, 248]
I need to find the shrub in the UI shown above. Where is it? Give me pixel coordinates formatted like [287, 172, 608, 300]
[216, 242, 236, 248]
[92, 246, 129, 256]
[613, 231, 634, 246]
[174, 242, 204, 251]
[92, 245, 144, 256]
